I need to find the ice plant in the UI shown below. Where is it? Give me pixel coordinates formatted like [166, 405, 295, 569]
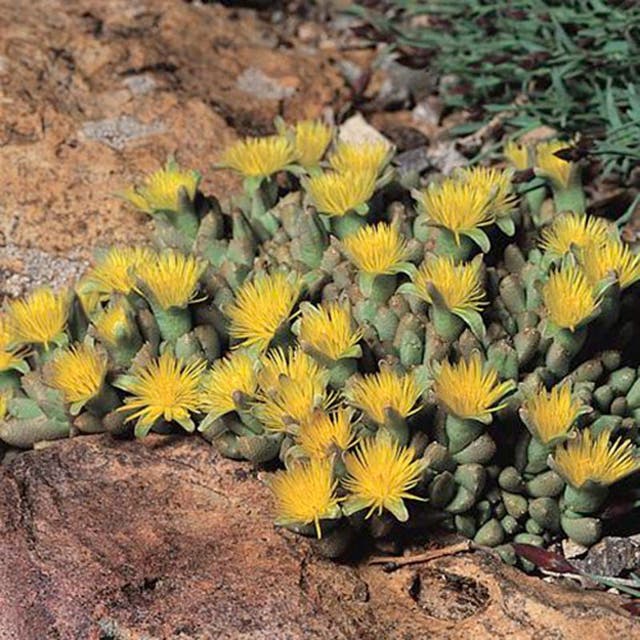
[414, 179, 494, 252]
[342, 435, 426, 521]
[83, 246, 155, 296]
[122, 159, 200, 214]
[92, 303, 133, 347]
[0, 315, 27, 380]
[304, 170, 376, 219]
[257, 348, 325, 391]
[406, 255, 486, 340]
[539, 213, 609, 257]
[219, 136, 296, 179]
[580, 240, 640, 290]
[296, 408, 357, 460]
[116, 352, 206, 437]
[520, 385, 586, 446]
[535, 140, 573, 190]
[341, 223, 411, 275]
[343, 367, 424, 442]
[7, 288, 69, 350]
[297, 302, 363, 362]
[503, 140, 530, 170]
[535, 140, 585, 212]
[542, 266, 599, 332]
[199, 351, 258, 422]
[269, 458, 341, 538]
[457, 166, 517, 225]
[292, 120, 333, 169]
[552, 429, 640, 490]
[136, 250, 205, 310]
[433, 353, 515, 423]
[328, 140, 390, 176]
[49, 343, 108, 411]
[254, 374, 332, 434]
[225, 272, 301, 352]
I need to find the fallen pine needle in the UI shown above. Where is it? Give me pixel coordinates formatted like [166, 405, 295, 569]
[369, 541, 472, 568]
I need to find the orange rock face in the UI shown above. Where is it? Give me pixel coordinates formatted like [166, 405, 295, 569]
[0, 434, 635, 639]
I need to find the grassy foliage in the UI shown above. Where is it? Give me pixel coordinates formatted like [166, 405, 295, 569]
[348, 1, 640, 177]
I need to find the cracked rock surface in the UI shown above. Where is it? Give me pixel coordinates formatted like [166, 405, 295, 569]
[0, 435, 636, 639]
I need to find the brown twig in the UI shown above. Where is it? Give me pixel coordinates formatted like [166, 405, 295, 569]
[368, 540, 472, 568]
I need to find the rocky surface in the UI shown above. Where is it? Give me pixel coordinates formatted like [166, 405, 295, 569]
[0, 0, 352, 298]
[0, 434, 636, 640]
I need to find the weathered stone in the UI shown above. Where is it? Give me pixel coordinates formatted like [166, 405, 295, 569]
[0, 435, 635, 639]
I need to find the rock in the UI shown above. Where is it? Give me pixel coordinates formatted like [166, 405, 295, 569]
[425, 141, 468, 175]
[338, 113, 392, 148]
[80, 116, 167, 151]
[0, 435, 636, 639]
[0, 0, 346, 296]
[572, 536, 640, 577]
[236, 67, 297, 101]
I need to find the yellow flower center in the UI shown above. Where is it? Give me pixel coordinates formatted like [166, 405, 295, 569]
[221, 136, 296, 178]
[433, 353, 514, 421]
[413, 256, 485, 312]
[542, 266, 598, 331]
[342, 223, 410, 275]
[305, 170, 376, 217]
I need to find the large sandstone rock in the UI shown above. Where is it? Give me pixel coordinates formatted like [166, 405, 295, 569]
[0, 435, 635, 639]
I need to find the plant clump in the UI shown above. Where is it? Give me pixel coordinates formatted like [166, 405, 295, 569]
[2, 120, 640, 569]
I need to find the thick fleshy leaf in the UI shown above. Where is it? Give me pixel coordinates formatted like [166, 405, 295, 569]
[464, 228, 491, 253]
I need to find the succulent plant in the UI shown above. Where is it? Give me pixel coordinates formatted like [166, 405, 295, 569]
[2, 121, 640, 569]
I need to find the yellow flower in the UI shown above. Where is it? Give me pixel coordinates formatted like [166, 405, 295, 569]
[84, 246, 155, 296]
[297, 408, 357, 460]
[305, 170, 376, 217]
[328, 140, 390, 176]
[412, 256, 485, 312]
[8, 288, 69, 348]
[123, 160, 200, 213]
[200, 351, 258, 421]
[116, 351, 206, 436]
[293, 120, 333, 168]
[136, 251, 205, 309]
[542, 266, 599, 331]
[535, 140, 574, 190]
[226, 273, 301, 352]
[416, 179, 494, 243]
[539, 213, 609, 256]
[0, 391, 8, 421]
[344, 368, 424, 424]
[433, 353, 515, 422]
[552, 429, 640, 489]
[342, 435, 425, 521]
[0, 350, 25, 373]
[521, 385, 585, 445]
[0, 314, 14, 349]
[457, 166, 517, 218]
[504, 140, 530, 170]
[50, 343, 107, 406]
[258, 347, 325, 391]
[220, 136, 296, 178]
[270, 458, 341, 538]
[341, 223, 411, 275]
[580, 240, 640, 290]
[254, 373, 333, 434]
[298, 302, 362, 361]
[93, 303, 134, 346]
